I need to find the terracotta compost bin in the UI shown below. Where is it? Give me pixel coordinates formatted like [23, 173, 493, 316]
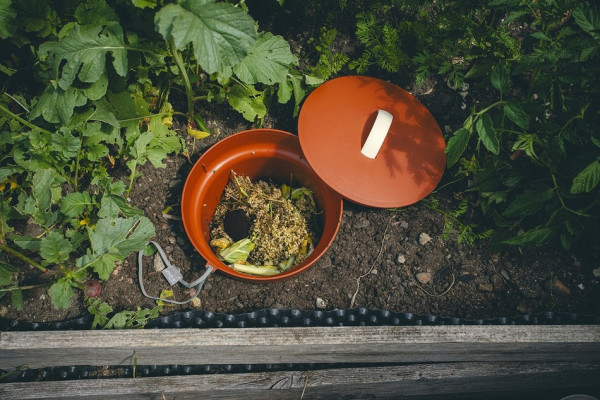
[180, 76, 446, 282]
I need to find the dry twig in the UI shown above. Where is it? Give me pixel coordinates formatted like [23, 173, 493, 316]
[349, 216, 394, 308]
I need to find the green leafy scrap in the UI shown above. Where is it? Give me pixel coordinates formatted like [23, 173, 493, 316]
[39, 22, 128, 90]
[155, 0, 257, 74]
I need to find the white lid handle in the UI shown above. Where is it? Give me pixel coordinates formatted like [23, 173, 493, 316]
[361, 109, 393, 159]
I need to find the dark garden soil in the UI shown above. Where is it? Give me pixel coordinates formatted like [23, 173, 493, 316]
[1, 1, 599, 326]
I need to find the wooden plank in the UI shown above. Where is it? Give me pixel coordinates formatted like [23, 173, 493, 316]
[1, 325, 599, 369]
[1, 361, 599, 399]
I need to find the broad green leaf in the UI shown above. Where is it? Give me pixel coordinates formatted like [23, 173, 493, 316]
[82, 73, 109, 101]
[40, 231, 73, 264]
[0, 166, 23, 182]
[503, 101, 529, 130]
[445, 128, 471, 168]
[32, 169, 54, 214]
[476, 114, 500, 155]
[88, 216, 154, 258]
[11, 289, 23, 310]
[0, 0, 16, 39]
[30, 85, 87, 124]
[12, 0, 58, 38]
[234, 32, 297, 85]
[490, 64, 509, 94]
[88, 298, 113, 329]
[573, 5, 600, 34]
[74, 0, 119, 25]
[39, 22, 128, 90]
[503, 226, 556, 246]
[0, 262, 15, 285]
[570, 159, 600, 194]
[11, 235, 41, 251]
[228, 83, 267, 122]
[91, 253, 122, 280]
[155, 0, 257, 74]
[49, 278, 75, 309]
[51, 130, 81, 159]
[502, 188, 554, 218]
[98, 194, 143, 219]
[60, 192, 92, 218]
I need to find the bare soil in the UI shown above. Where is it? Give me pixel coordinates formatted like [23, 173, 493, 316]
[1, 1, 599, 326]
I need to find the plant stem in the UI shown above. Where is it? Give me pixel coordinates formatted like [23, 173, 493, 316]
[0, 104, 53, 135]
[126, 162, 137, 198]
[168, 38, 195, 122]
[0, 244, 47, 272]
[0, 284, 44, 293]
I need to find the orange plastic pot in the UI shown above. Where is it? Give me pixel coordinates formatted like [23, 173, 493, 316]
[181, 129, 343, 282]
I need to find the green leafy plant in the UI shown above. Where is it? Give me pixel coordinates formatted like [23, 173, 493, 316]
[0, 0, 311, 311]
[444, 1, 600, 251]
[87, 298, 161, 329]
[423, 198, 493, 246]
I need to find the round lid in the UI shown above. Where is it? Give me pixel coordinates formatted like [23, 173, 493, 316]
[298, 76, 446, 208]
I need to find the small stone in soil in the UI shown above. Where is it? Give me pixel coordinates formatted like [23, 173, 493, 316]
[316, 297, 326, 309]
[153, 253, 166, 272]
[477, 283, 494, 292]
[416, 272, 432, 285]
[400, 221, 409, 229]
[544, 278, 571, 296]
[491, 274, 505, 292]
[397, 254, 406, 264]
[418, 233, 432, 245]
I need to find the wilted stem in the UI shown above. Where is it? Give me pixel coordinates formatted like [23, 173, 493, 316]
[0, 244, 47, 272]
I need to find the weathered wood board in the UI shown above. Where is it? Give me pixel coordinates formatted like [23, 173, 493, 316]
[1, 325, 599, 369]
[1, 325, 599, 399]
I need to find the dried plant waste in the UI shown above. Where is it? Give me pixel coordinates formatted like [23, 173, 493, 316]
[210, 172, 320, 276]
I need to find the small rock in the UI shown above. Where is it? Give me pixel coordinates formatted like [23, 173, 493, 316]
[371, 269, 378, 275]
[516, 300, 532, 314]
[477, 283, 494, 292]
[168, 237, 176, 244]
[416, 272, 432, 285]
[400, 221, 409, 229]
[500, 270, 510, 280]
[397, 254, 406, 264]
[418, 233, 432, 245]
[544, 278, 571, 296]
[578, 284, 585, 290]
[593, 267, 600, 278]
[491, 274, 505, 292]
[316, 297, 326, 309]
[153, 253, 166, 272]
[353, 218, 370, 229]
[176, 236, 186, 246]
[190, 297, 202, 308]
